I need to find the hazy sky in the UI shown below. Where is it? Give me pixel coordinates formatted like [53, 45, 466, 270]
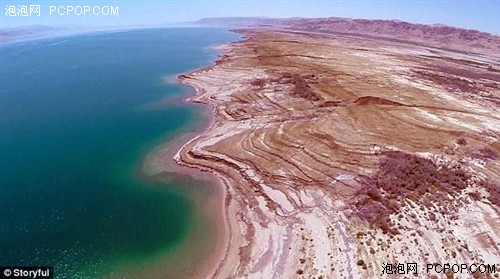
[2, 0, 500, 34]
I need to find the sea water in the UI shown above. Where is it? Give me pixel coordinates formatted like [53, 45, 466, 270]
[0, 28, 238, 278]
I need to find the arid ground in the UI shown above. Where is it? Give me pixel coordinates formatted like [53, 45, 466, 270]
[177, 24, 500, 279]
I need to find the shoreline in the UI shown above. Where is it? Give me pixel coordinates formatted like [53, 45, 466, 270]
[150, 27, 500, 279]
[140, 98, 229, 279]
[172, 79, 231, 279]
[173, 69, 246, 279]
[105, 71, 229, 279]
[138, 38, 240, 279]
[112, 74, 231, 279]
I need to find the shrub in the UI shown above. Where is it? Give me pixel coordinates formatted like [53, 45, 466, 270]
[471, 147, 498, 160]
[352, 151, 471, 235]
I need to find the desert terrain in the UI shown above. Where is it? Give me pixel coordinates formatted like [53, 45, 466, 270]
[176, 21, 500, 278]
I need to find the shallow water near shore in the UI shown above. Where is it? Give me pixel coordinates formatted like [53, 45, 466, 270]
[0, 28, 239, 278]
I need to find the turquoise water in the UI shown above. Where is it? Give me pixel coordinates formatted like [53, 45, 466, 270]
[0, 28, 238, 278]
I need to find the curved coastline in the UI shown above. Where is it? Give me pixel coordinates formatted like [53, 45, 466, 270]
[139, 90, 230, 279]
[170, 40, 246, 278]
[165, 27, 500, 279]
[139, 34, 243, 279]
[111, 66, 232, 279]
[171, 81, 233, 279]
[0, 27, 243, 279]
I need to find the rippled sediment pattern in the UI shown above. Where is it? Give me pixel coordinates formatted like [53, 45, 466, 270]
[177, 29, 500, 278]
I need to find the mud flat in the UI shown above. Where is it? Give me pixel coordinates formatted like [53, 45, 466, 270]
[177, 28, 500, 278]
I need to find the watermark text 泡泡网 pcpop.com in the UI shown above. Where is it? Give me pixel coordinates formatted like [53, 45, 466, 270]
[382, 262, 498, 276]
[4, 5, 118, 17]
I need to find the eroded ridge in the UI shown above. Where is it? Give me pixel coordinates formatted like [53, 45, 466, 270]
[176, 29, 500, 279]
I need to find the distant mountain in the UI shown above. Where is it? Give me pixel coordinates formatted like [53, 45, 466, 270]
[196, 17, 500, 56]
[196, 17, 286, 27]
[0, 25, 59, 43]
